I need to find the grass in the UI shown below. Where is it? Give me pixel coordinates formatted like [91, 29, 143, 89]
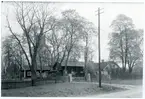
[102, 79, 143, 85]
[1, 82, 125, 97]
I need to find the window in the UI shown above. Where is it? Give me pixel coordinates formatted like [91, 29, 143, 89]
[27, 71, 31, 76]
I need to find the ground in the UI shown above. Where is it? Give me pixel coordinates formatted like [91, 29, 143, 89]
[102, 79, 143, 85]
[2, 82, 123, 97]
[89, 85, 142, 98]
[88, 79, 143, 98]
[1, 79, 142, 97]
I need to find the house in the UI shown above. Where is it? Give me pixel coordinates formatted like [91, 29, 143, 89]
[21, 65, 51, 78]
[54, 60, 120, 77]
[21, 61, 85, 78]
[21, 60, 120, 79]
[60, 61, 85, 77]
[94, 61, 121, 75]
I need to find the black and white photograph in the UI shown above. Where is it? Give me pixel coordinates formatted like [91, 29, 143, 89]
[1, 0, 144, 98]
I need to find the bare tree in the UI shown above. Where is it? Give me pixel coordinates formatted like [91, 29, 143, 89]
[2, 35, 23, 79]
[46, 16, 68, 69]
[69, 44, 83, 62]
[82, 21, 97, 80]
[127, 29, 143, 73]
[109, 14, 134, 72]
[60, 10, 85, 75]
[109, 14, 143, 73]
[6, 2, 54, 86]
[37, 44, 51, 79]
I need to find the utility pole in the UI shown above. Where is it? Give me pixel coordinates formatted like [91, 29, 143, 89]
[96, 7, 104, 88]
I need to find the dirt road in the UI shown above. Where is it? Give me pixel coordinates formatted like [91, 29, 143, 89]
[73, 81, 142, 98]
[89, 85, 142, 98]
[82, 82, 142, 98]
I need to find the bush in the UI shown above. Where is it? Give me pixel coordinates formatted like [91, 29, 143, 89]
[111, 70, 143, 79]
[73, 77, 85, 82]
[1, 76, 69, 89]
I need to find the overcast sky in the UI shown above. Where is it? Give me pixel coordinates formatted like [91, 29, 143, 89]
[1, 2, 144, 62]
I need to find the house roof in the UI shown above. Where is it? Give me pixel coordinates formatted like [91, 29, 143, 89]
[61, 61, 84, 67]
[22, 61, 119, 71]
[22, 65, 51, 70]
[94, 61, 120, 71]
[94, 62, 108, 71]
[22, 61, 84, 70]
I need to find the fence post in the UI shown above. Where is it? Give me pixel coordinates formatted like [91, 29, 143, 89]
[87, 73, 91, 82]
[69, 74, 72, 82]
[108, 75, 112, 89]
[24, 70, 26, 78]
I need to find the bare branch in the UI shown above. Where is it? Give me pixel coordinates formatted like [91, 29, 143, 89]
[6, 16, 31, 67]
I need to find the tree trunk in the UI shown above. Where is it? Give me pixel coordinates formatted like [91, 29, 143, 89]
[120, 36, 126, 73]
[84, 67, 88, 81]
[39, 55, 43, 79]
[128, 66, 133, 73]
[8, 50, 10, 67]
[19, 66, 22, 80]
[60, 50, 66, 64]
[84, 51, 88, 81]
[122, 66, 126, 72]
[64, 51, 70, 75]
[125, 29, 128, 72]
[84, 34, 88, 81]
[31, 59, 37, 86]
[31, 68, 37, 86]
[121, 57, 126, 72]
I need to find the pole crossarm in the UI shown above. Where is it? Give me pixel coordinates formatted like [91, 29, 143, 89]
[95, 8, 104, 13]
[95, 11, 104, 16]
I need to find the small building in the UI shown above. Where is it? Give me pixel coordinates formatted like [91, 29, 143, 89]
[21, 65, 51, 78]
[21, 61, 85, 78]
[61, 61, 85, 77]
[94, 61, 121, 75]
[86, 61, 121, 79]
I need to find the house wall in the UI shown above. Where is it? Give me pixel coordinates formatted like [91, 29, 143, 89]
[22, 66, 85, 78]
[61, 66, 84, 77]
[23, 70, 49, 78]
